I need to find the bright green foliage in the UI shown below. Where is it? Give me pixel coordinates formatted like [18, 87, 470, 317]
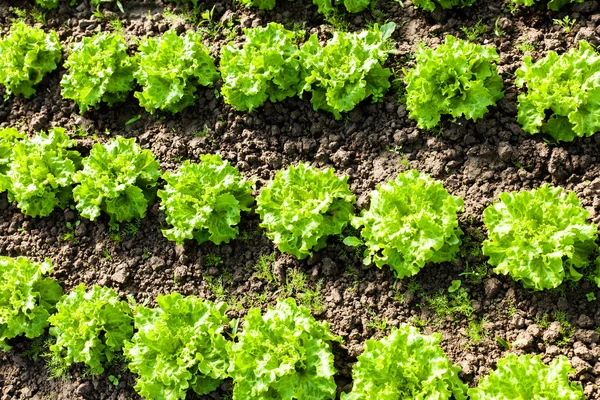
[509, 0, 583, 11]
[0, 257, 63, 351]
[413, 0, 476, 11]
[468, 354, 584, 399]
[482, 185, 598, 291]
[515, 41, 600, 142]
[158, 154, 254, 246]
[35, 0, 59, 9]
[236, 0, 370, 13]
[220, 23, 303, 112]
[299, 23, 395, 119]
[134, 30, 219, 113]
[404, 35, 504, 129]
[228, 298, 340, 400]
[256, 162, 355, 259]
[342, 324, 467, 399]
[73, 137, 160, 228]
[8, 128, 81, 218]
[0, 21, 61, 98]
[236, 0, 276, 10]
[349, 170, 463, 279]
[48, 284, 133, 375]
[124, 293, 231, 400]
[0, 128, 25, 194]
[61, 32, 137, 113]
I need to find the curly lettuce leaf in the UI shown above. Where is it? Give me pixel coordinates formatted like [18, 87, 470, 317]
[516, 41, 600, 142]
[350, 170, 463, 279]
[482, 184, 598, 290]
[134, 30, 219, 114]
[469, 354, 584, 399]
[256, 162, 355, 259]
[0, 21, 62, 98]
[342, 324, 467, 400]
[229, 298, 340, 400]
[158, 154, 254, 245]
[61, 32, 137, 113]
[35, 0, 59, 9]
[125, 293, 230, 400]
[73, 137, 160, 228]
[299, 23, 395, 119]
[220, 23, 303, 112]
[48, 284, 132, 375]
[413, 0, 476, 11]
[0, 257, 63, 351]
[0, 128, 25, 194]
[509, 0, 583, 10]
[404, 35, 504, 129]
[8, 127, 81, 217]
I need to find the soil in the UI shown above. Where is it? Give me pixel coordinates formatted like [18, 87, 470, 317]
[1, 0, 600, 398]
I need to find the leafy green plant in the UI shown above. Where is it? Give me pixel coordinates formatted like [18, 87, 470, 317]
[61, 32, 136, 113]
[228, 298, 340, 399]
[35, 0, 59, 9]
[404, 35, 504, 129]
[0, 128, 25, 194]
[413, 0, 476, 11]
[342, 324, 467, 399]
[0, 21, 62, 98]
[8, 128, 82, 217]
[256, 162, 355, 259]
[158, 154, 254, 245]
[299, 22, 395, 119]
[48, 284, 133, 375]
[220, 23, 303, 112]
[124, 293, 231, 400]
[236, 0, 370, 13]
[515, 41, 600, 142]
[508, 0, 583, 11]
[468, 354, 584, 399]
[134, 30, 219, 113]
[347, 170, 463, 279]
[0, 257, 63, 351]
[73, 137, 161, 228]
[482, 184, 598, 291]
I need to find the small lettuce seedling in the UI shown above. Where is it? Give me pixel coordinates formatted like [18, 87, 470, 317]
[158, 154, 254, 245]
[256, 162, 355, 259]
[342, 324, 468, 399]
[0, 21, 62, 98]
[61, 32, 137, 113]
[483, 184, 598, 290]
[404, 35, 503, 129]
[516, 41, 600, 142]
[468, 354, 584, 399]
[0, 257, 63, 351]
[413, 0, 476, 11]
[508, 0, 583, 11]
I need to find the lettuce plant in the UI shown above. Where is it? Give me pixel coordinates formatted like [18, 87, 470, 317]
[8, 127, 82, 218]
[124, 293, 231, 400]
[516, 41, 600, 142]
[228, 298, 340, 400]
[342, 324, 467, 399]
[134, 30, 219, 113]
[158, 154, 254, 245]
[220, 23, 303, 112]
[0, 21, 62, 98]
[413, 0, 476, 11]
[236, 0, 370, 13]
[73, 137, 161, 228]
[35, 0, 59, 9]
[61, 32, 137, 113]
[404, 35, 504, 129]
[0, 128, 25, 194]
[348, 170, 463, 279]
[299, 23, 395, 119]
[469, 354, 584, 399]
[482, 185, 598, 291]
[0, 257, 63, 351]
[256, 162, 355, 259]
[509, 0, 583, 10]
[48, 284, 133, 375]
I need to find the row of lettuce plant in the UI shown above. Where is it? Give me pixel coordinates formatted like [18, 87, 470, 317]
[2, 126, 600, 292]
[0, 255, 586, 399]
[3, 21, 600, 141]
